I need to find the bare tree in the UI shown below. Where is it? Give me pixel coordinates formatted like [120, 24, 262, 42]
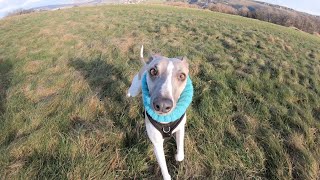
[204, 1, 320, 34]
[208, 3, 237, 14]
[238, 6, 250, 17]
[6, 8, 35, 17]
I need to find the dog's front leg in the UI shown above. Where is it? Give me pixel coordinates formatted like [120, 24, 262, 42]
[146, 119, 171, 180]
[174, 115, 186, 161]
[127, 74, 142, 97]
[153, 141, 171, 180]
[175, 126, 185, 162]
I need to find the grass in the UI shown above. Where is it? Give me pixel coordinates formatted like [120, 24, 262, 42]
[0, 4, 320, 179]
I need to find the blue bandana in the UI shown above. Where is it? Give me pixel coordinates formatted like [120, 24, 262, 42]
[141, 73, 193, 123]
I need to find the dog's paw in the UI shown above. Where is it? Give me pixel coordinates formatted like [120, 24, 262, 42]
[163, 174, 171, 180]
[175, 153, 184, 162]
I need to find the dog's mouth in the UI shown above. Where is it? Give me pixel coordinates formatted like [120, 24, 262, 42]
[153, 109, 174, 115]
[153, 109, 174, 116]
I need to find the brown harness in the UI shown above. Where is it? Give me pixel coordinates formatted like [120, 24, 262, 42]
[145, 111, 185, 138]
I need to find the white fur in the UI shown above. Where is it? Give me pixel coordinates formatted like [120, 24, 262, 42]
[160, 61, 174, 103]
[127, 46, 145, 97]
[127, 74, 142, 97]
[140, 45, 146, 65]
[127, 47, 186, 180]
[145, 114, 186, 180]
[127, 70, 186, 180]
[140, 45, 144, 59]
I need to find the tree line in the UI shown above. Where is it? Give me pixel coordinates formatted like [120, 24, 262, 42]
[206, 2, 320, 35]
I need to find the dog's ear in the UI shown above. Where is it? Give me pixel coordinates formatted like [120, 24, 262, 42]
[177, 56, 189, 69]
[146, 54, 161, 64]
[176, 56, 188, 62]
[140, 45, 159, 65]
[146, 56, 154, 64]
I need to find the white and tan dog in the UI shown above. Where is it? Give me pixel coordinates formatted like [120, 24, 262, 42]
[127, 46, 191, 180]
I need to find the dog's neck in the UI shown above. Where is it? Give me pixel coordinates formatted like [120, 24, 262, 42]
[142, 73, 193, 123]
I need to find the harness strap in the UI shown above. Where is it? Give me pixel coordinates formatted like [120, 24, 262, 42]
[146, 111, 185, 138]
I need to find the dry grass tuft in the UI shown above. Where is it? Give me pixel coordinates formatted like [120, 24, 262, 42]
[232, 113, 258, 134]
[288, 133, 305, 150]
[268, 35, 275, 43]
[114, 36, 135, 54]
[62, 34, 78, 42]
[23, 60, 43, 74]
[87, 96, 104, 115]
[24, 84, 57, 102]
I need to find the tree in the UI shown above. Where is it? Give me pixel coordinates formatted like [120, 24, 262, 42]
[6, 8, 35, 17]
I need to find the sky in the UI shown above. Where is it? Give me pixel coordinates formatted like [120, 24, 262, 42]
[0, 0, 75, 18]
[257, 0, 320, 16]
[1, 0, 320, 18]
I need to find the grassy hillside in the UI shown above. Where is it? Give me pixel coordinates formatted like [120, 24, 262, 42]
[0, 4, 320, 179]
[193, 0, 320, 34]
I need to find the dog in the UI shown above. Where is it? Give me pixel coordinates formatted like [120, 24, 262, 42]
[127, 46, 193, 180]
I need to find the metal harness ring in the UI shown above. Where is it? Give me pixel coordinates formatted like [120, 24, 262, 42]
[163, 127, 171, 133]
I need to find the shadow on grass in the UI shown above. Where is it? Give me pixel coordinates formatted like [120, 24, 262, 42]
[68, 57, 191, 178]
[23, 151, 72, 179]
[68, 57, 147, 149]
[0, 60, 13, 146]
[0, 60, 12, 115]
[68, 57, 132, 126]
[69, 57, 129, 105]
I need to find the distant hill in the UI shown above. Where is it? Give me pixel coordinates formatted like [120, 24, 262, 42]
[31, 0, 141, 11]
[5, 0, 143, 17]
[189, 0, 320, 34]
[6, 0, 144, 17]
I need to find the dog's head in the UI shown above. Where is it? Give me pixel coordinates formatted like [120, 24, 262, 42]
[146, 55, 189, 115]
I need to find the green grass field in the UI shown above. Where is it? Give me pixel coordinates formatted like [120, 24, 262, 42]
[0, 4, 320, 179]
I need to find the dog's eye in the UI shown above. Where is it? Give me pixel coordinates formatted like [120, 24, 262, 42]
[178, 73, 186, 81]
[150, 68, 158, 76]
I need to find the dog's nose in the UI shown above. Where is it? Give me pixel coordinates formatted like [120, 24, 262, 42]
[153, 98, 173, 113]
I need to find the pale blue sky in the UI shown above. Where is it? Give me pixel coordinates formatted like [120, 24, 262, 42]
[257, 0, 320, 16]
[0, 0, 75, 18]
[1, 0, 320, 18]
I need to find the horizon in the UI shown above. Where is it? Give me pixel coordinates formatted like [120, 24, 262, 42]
[0, 0, 74, 18]
[1, 0, 320, 18]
